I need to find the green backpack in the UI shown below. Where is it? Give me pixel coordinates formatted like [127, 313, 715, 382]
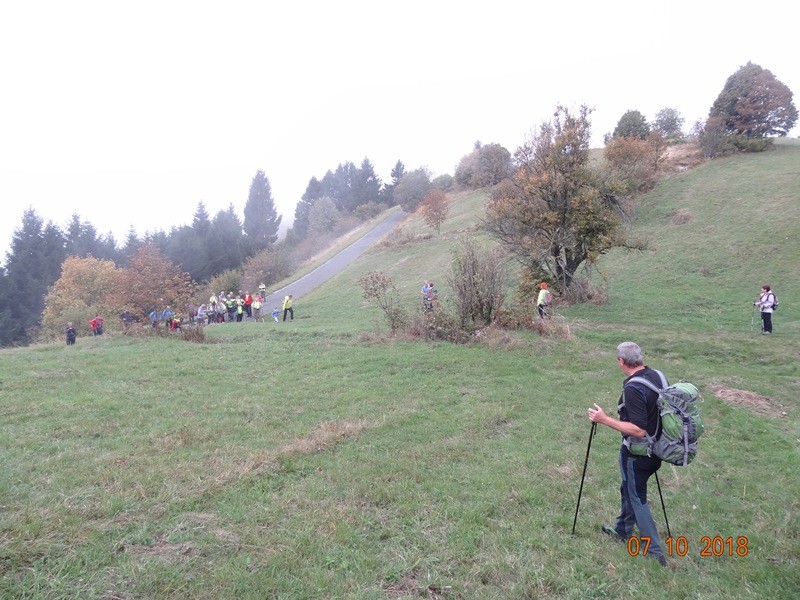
[622, 370, 704, 466]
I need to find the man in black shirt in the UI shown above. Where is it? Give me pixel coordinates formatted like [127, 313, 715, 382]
[587, 341, 667, 566]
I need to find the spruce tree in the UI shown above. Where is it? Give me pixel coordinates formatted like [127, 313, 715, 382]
[3, 209, 66, 344]
[243, 170, 281, 252]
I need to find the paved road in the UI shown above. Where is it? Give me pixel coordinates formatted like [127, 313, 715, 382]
[263, 209, 406, 314]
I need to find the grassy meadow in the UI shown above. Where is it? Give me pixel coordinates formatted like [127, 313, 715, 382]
[1, 141, 799, 598]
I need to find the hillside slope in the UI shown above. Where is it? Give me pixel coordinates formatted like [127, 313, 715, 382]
[571, 139, 800, 333]
[1, 142, 798, 598]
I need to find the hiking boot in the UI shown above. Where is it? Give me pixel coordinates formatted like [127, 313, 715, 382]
[655, 556, 678, 569]
[601, 525, 626, 543]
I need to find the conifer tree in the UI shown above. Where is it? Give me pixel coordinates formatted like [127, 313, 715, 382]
[2, 209, 66, 344]
[352, 158, 382, 208]
[243, 170, 281, 252]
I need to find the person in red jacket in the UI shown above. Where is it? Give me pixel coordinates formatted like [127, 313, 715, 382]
[244, 291, 253, 319]
[89, 315, 105, 336]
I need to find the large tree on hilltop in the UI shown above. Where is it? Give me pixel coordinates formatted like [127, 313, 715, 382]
[243, 170, 281, 251]
[709, 62, 798, 138]
[486, 105, 630, 293]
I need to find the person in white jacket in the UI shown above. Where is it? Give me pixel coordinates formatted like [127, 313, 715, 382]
[754, 284, 776, 334]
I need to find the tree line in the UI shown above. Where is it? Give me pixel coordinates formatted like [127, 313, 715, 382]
[0, 154, 440, 346]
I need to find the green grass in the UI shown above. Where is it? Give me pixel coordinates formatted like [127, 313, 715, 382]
[1, 143, 799, 598]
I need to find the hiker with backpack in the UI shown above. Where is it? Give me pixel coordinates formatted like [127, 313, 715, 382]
[587, 341, 669, 566]
[754, 284, 777, 334]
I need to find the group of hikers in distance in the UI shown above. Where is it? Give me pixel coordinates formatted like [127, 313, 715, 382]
[64, 287, 296, 344]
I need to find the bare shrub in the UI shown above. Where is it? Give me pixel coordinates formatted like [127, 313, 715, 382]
[447, 239, 507, 329]
[671, 208, 694, 225]
[123, 323, 163, 338]
[603, 133, 664, 193]
[525, 316, 574, 340]
[695, 116, 736, 158]
[493, 305, 574, 339]
[473, 325, 524, 348]
[495, 305, 540, 330]
[560, 278, 608, 306]
[205, 269, 243, 298]
[378, 227, 432, 248]
[241, 246, 296, 292]
[402, 312, 471, 344]
[182, 326, 207, 344]
[358, 271, 408, 332]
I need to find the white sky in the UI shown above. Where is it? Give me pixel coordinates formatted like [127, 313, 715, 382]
[1, 1, 797, 262]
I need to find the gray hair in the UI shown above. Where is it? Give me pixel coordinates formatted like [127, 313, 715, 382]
[616, 341, 643, 367]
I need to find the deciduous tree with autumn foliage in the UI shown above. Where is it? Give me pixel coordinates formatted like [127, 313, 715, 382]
[486, 105, 631, 296]
[40, 245, 195, 338]
[123, 244, 195, 321]
[420, 189, 450, 235]
[709, 62, 798, 142]
[42, 256, 118, 337]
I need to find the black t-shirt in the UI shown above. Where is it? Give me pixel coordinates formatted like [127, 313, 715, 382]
[619, 366, 664, 455]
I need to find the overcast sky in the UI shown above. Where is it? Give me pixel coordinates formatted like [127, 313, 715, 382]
[1, 1, 797, 263]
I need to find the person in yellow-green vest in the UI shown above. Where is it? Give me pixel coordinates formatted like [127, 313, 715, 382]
[282, 294, 294, 321]
[536, 282, 552, 319]
[236, 297, 244, 322]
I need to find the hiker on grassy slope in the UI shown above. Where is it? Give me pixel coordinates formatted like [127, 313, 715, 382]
[536, 282, 552, 319]
[754, 284, 776, 334]
[587, 341, 668, 566]
[282, 294, 294, 321]
[65, 322, 76, 345]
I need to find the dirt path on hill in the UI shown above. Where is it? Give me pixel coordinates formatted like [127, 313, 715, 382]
[262, 210, 407, 317]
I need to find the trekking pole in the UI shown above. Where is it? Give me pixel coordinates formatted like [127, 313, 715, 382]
[572, 421, 597, 534]
[750, 304, 756, 332]
[654, 471, 672, 539]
